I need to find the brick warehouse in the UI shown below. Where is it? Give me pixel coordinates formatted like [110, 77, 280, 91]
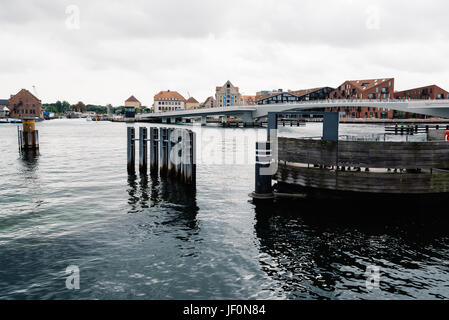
[395, 85, 449, 100]
[8, 89, 43, 119]
[326, 78, 395, 119]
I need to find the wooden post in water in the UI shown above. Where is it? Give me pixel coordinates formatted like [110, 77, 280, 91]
[188, 130, 196, 185]
[167, 128, 176, 177]
[149, 127, 159, 175]
[159, 127, 168, 176]
[20, 118, 39, 150]
[139, 127, 148, 173]
[127, 127, 136, 173]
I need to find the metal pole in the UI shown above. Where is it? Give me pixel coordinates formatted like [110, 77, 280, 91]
[254, 141, 273, 197]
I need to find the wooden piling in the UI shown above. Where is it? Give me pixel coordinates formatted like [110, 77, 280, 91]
[159, 127, 169, 176]
[127, 127, 136, 173]
[20, 118, 39, 150]
[149, 127, 159, 175]
[139, 127, 148, 173]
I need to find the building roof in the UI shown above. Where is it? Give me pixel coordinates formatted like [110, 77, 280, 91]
[126, 95, 140, 103]
[0, 99, 8, 105]
[9, 89, 41, 102]
[395, 84, 449, 94]
[154, 90, 186, 101]
[255, 87, 326, 102]
[341, 78, 393, 91]
[186, 97, 199, 103]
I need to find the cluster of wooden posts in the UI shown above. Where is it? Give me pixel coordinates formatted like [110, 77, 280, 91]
[127, 126, 196, 185]
[18, 118, 39, 150]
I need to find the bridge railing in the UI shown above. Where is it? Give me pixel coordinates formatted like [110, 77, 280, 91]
[257, 98, 449, 106]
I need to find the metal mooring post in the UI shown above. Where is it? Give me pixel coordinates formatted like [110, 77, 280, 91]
[149, 127, 159, 175]
[139, 127, 148, 173]
[127, 127, 136, 173]
[252, 112, 278, 198]
[254, 141, 274, 199]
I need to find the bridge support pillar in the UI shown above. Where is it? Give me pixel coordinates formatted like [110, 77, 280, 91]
[240, 112, 254, 127]
[201, 116, 207, 126]
[162, 118, 168, 124]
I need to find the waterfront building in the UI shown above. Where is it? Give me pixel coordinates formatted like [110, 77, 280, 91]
[201, 96, 215, 109]
[395, 85, 449, 100]
[125, 95, 141, 109]
[330, 78, 395, 100]
[243, 96, 256, 105]
[326, 78, 395, 119]
[8, 89, 43, 119]
[0, 99, 9, 118]
[256, 89, 284, 97]
[124, 95, 141, 118]
[255, 87, 334, 105]
[153, 90, 186, 113]
[185, 97, 200, 110]
[215, 81, 243, 107]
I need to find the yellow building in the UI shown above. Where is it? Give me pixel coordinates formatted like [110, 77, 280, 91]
[125, 96, 141, 109]
[186, 97, 200, 110]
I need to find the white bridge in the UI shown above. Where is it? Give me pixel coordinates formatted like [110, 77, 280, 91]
[137, 99, 449, 123]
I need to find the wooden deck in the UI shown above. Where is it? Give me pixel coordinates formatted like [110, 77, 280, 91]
[275, 138, 449, 194]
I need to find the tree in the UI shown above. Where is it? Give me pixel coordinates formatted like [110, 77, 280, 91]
[72, 101, 87, 112]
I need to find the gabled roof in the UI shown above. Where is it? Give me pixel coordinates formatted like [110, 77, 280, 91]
[255, 87, 326, 102]
[10, 89, 41, 102]
[341, 78, 393, 91]
[126, 95, 140, 103]
[186, 97, 199, 103]
[154, 91, 186, 101]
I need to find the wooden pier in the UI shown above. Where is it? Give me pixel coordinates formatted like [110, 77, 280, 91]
[275, 138, 449, 194]
[252, 111, 449, 199]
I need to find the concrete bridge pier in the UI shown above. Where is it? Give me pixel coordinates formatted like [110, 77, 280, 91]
[201, 116, 207, 126]
[240, 112, 255, 127]
[162, 118, 168, 124]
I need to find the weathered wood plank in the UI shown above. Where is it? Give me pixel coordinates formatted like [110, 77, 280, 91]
[275, 164, 449, 194]
[278, 138, 449, 169]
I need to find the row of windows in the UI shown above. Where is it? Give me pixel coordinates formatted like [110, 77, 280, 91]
[16, 109, 37, 115]
[158, 101, 181, 105]
[158, 106, 183, 111]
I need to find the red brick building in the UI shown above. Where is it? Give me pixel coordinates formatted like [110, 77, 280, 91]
[8, 89, 43, 119]
[326, 78, 395, 119]
[395, 85, 449, 100]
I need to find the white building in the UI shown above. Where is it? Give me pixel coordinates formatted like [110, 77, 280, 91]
[153, 90, 186, 113]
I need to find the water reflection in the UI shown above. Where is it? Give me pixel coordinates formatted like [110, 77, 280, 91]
[254, 197, 449, 299]
[127, 174, 200, 239]
[19, 150, 40, 172]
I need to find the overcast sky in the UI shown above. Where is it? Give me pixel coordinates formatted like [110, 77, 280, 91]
[1, 0, 448, 106]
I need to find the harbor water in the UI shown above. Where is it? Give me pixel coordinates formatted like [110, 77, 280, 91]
[0, 119, 448, 300]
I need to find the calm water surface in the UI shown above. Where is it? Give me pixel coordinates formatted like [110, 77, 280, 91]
[0, 119, 448, 300]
